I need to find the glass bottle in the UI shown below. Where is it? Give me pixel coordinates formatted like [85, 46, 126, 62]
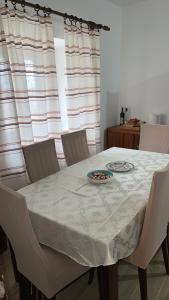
[120, 107, 125, 125]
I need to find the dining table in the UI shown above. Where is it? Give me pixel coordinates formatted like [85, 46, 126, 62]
[18, 147, 169, 300]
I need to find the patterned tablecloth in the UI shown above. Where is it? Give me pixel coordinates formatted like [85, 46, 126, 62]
[18, 148, 169, 267]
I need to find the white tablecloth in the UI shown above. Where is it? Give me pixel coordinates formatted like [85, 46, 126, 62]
[18, 148, 169, 267]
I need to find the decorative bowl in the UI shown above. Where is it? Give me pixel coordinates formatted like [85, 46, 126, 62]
[87, 169, 113, 184]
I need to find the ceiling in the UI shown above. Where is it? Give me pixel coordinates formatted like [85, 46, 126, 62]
[108, 0, 146, 6]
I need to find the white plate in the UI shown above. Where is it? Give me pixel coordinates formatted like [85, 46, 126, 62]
[106, 161, 134, 173]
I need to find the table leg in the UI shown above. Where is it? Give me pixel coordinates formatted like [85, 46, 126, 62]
[97, 263, 118, 300]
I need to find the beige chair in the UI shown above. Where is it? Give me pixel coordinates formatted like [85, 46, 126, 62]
[0, 184, 93, 300]
[61, 130, 90, 166]
[125, 163, 169, 300]
[139, 124, 169, 153]
[23, 139, 60, 183]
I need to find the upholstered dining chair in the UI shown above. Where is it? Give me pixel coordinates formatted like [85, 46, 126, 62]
[125, 163, 169, 300]
[23, 139, 60, 183]
[139, 124, 169, 153]
[61, 130, 90, 166]
[0, 184, 94, 300]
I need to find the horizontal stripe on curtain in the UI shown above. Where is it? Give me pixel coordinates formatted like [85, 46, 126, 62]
[64, 22, 101, 155]
[0, 6, 63, 189]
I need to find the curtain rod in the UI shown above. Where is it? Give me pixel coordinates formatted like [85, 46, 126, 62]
[5, 0, 110, 31]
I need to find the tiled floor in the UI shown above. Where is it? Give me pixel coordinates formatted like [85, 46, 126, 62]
[0, 248, 169, 300]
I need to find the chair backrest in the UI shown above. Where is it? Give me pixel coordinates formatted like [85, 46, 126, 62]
[127, 163, 169, 269]
[0, 184, 53, 295]
[139, 124, 169, 153]
[23, 139, 60, 183]
[61, 130, 90, 166]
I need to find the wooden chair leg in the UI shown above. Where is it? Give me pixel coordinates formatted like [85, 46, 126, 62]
[31, 285, 36, 300]
[162, 237, 169, 275]
[167, 223, 169, 250]
[19, 274, 29, 300]
[37, 289, 43, 300]
[138, 268, 147, 300]
[33, 289, 55, 300]
[8, 241, 20, 282]
[88, 268, 95, 285]
[19, 281, 24, 300]
[0, 227, 7, 254]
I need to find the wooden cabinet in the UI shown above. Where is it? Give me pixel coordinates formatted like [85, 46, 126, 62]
[107, 126, 140, 150]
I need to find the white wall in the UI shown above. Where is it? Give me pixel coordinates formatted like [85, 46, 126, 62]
[120, 0, 169, 124]
[29, 0, 122, 147]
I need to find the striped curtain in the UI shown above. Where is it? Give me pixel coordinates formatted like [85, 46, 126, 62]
[64, 22, 101, 155]
[0, 6, 62, 189]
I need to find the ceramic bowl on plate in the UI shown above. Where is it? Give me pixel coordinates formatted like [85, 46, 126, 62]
[106, 161, 134, 173]
[87, 170, 113, 184]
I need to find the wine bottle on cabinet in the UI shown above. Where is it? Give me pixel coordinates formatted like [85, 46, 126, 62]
[120, 107, 125, 125]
